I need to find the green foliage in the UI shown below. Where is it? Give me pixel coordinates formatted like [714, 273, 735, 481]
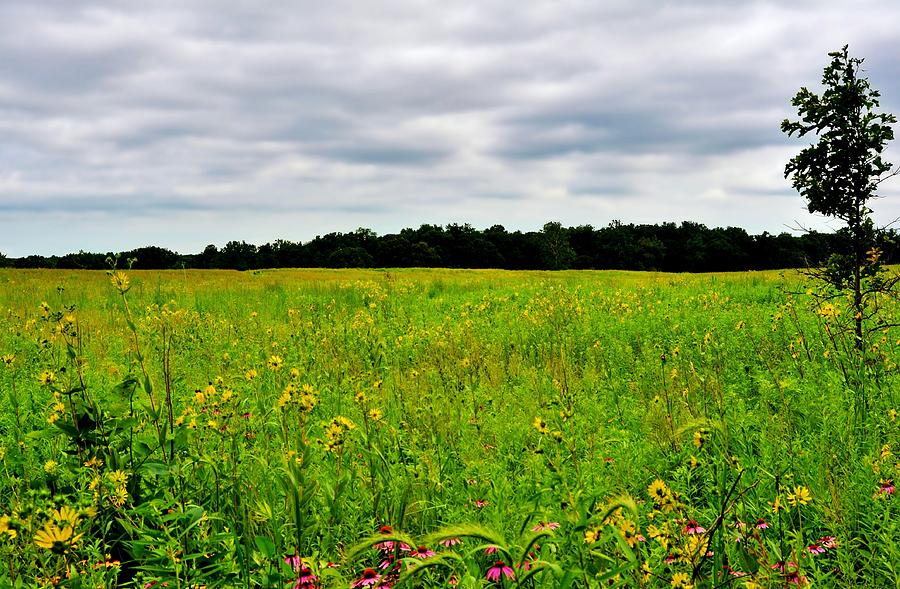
[0, 267, 897, 588]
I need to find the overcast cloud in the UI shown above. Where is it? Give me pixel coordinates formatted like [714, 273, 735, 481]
[1, 0, 899, 256]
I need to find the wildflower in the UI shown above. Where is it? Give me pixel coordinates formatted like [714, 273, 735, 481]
[484, 545, 498, 555]
[1, 354, 14, 367]
[409, 546, 435, 559]
[693, 430, 708, 449]
[351, 569, 382, 588]
[670, 572, 693, 589]
[533, 416, 549, 434]
[368, 408, 383, 422]
[807, 543, 825, 555]
[584, 529, 599, 544]
[787, 486, 811, 507]
[38, 370, 56, 386]
[485, 561, 515, 583]
[531, 521, 560, 532]
[34, 521, 83, 554]
[754, 518, 769, 529]
[0, 515, 17, 539]
[771, 496, 785, 513]
[43, 460, 58, 474]
[439, 538, 461, 547]
[818, 536, 838, 549]
[770, 561, 797, 573]
[267, 355, 283, 371]
[109, 271, 131, 293]
[784, 571, 806, 585]
[648, 479, 669, 502]
[373, 525, 410, 553]
[683, 520, 706, 535]
[51, 506, 80, 528]
[473, 499, 488, 508]
[618, 519, 643, 546]
[290, 367, 301, 379]
[245, 369, 258, 381]
[878, 479, 895, 496]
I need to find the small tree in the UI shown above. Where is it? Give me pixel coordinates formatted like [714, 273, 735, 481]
[781, 45, 898, 350]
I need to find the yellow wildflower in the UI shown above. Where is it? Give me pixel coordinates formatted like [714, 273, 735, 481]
[533, 416, 549, 434]
[787, 486, 811, 507]
[34, 522, 82, 554]
[671, 572, 693, 589]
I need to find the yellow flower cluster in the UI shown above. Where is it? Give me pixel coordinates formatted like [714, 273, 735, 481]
[278, 383, 319, 415]
[322, 416, 355, 453]
[648, 479, 679, 513]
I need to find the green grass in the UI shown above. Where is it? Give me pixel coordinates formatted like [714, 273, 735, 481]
[0, 267, 896, 588]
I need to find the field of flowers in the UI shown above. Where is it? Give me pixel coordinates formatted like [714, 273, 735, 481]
[0, 266, 896, 588]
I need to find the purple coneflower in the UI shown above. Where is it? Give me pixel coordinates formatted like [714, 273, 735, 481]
[484, 545, 498, 555]
[439, 538, 461, 547]
[409, 546, 435, 559]
[770, 561, 797, 573]
[531, 521, 560, 532]
[351, 569, 382, 588]
[291, 564, 318, 589]
[755, 518, 769, 529]
[683, 520, 706, 535]
[807, 543, 825, 555]
[879, 479, 895, 495]
[486, 561, 515, 583]
[785, 571, 806, 585]
[473, 499, 489, 508]
[818, 536, 838, 550]
[285, 555, 303, 572]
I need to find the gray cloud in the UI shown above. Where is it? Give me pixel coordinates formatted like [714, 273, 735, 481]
[1, 0, 899, 256]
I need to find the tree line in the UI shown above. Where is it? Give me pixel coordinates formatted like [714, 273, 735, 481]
[1, 221, 897, 272]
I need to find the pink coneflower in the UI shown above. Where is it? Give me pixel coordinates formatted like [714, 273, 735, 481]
[409, 546, 436, 559]
[755, 518, 769, 529]
[879, 479, 895, 495]
[473, 499, 489, 508]
[818, 536, 838, 550]
[683, 520, 706, 535]
[807, 543, 825, 555]
[373, 525, 410, 553]
[351, 569, 382, 588]
[484, 545, 499, 555]
[439, 538, 461, 547]
[733, 521, 746, 530]
[531, 521, 560, 532]
[486, 561, 515, 583]
[242, 412, 252, 419]
[785, 571, 807, 585]
[771, 561, 797, 573]
[291, 564, 318, 589]
[285, 555, 303, 572]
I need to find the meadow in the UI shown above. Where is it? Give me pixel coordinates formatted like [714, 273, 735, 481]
[0, 267, 896, 588]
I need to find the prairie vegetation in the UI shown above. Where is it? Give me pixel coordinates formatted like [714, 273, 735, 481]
[0, 267, 896, 588]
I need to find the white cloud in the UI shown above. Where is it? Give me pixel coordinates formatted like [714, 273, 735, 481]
[1, 0, 899, 255]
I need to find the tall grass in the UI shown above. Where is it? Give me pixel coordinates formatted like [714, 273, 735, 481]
[0, 267, 896, 588]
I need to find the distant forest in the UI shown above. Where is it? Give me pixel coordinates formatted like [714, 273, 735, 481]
[2, 221, 898, 273]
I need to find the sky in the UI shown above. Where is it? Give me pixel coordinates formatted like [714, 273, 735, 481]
[2, 0, 900, 257]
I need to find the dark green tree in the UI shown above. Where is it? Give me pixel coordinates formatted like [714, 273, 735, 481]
[781, 45, 898, 349]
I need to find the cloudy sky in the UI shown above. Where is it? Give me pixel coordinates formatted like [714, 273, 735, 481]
[2, 0, 899, 256]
